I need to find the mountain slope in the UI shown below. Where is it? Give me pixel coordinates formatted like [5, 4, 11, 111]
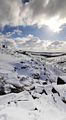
[0, 48, 66, 120]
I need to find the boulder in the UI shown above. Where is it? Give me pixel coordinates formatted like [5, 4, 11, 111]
[32, 73, 40, 79]
[57, 77, 66, 85]
[52, 87, 60, 96]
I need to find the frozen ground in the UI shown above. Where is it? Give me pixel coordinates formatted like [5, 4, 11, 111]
[0, 47, 66, 120]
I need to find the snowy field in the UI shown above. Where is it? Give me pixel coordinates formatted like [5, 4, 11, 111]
[0, 47, 66, 120]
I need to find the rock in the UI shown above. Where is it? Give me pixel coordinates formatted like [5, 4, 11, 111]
[14, 67, 17, 71]
[31, 59, 34, 62]
[20, 77, 27, 81]
[34, 107, 38, 110]
[52, 87, 60, 96]
[32, 73, 40, 79]
[52, 95, 57, 103]
[8, 102, 10, 104]
[20, 61, 24, 64]
[30, 86, 35, 91]
[40, 89, 47, 95]
[32, 95, 38, 99]
[57, 77, 66, 85]
[52, 88, 57, 93]
[11, 86, 24, 93]
[42, 81, 47, 85]
[2, 45, 6, 48]
[17, 76, 20, 79]
[62, 97, 66, 104]
[21, 65, 29, 69]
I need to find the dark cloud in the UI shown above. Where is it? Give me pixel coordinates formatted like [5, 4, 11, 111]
[0, 0, 66, 32]
[29, 0, 66, 18]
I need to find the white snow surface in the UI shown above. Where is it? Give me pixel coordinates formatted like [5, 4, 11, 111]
[0, 47, 66, 120]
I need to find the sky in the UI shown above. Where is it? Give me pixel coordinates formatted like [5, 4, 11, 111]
[0, 0, 66, 42]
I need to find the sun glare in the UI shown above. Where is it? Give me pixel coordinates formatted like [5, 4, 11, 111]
[45, 15, 61, 33]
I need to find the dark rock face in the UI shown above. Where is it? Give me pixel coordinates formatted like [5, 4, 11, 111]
[11, 88, 21, 93]
[11, 86, 24, 93]
[57, 77, 66, 85]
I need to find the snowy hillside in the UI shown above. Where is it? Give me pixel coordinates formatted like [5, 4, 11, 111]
[0, 47, 66, 120]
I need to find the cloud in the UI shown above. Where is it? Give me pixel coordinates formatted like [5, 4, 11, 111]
[0, 34, 16, 48]
[0, 0, 66, 32]
[5, 29, 23, 37]
[15, 35, 66, 52]
[1, 39, 16, 49]
[0, 34, 66, 51]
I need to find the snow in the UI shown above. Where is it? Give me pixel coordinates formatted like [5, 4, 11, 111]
[0, 47, 66, 120]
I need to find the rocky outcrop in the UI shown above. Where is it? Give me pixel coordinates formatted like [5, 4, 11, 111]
[57, 77, 66, 85]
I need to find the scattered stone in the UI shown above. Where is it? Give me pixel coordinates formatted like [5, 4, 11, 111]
[34, 107, 38, 110]
[14, 101, 17, 104]
[52, 88, 57, 93]
[42, 81, 47, 85]
[44, 67, 46, 70]
[30, 86, 35, 91]
[17, 76, 20, 79]
[20, 77, 27, 81]
[62, 98, 66, 104]
[32, 73, 40, 79]
[44, 73, 46, 75]
[57, 61, 66, 64]
[14, 67, 17, 71]
[8, 102, 10, 104]
[20, 61, 24, 64]
[40, 89, 47, 95]
[32, 95, 38, 99]
[31, 59, 34, 62]
[21, 65, 29, 69]
[2, 45, 6, 48]
[52, 95, 57, 103]
[52, 87, 60, 96]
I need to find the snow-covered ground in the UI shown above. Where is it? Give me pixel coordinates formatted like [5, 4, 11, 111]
[0, 47, 66, 120]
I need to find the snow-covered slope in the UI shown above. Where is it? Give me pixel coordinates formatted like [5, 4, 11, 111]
[0, 47, 66, 120]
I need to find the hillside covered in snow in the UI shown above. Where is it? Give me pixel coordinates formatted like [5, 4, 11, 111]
[0, 44, 66, 120]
